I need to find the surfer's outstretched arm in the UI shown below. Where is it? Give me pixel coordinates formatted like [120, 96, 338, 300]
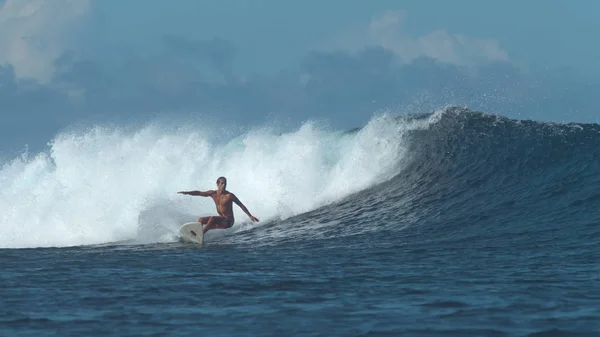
[232, 194, 259, 222]
[178, 190, 215, 197]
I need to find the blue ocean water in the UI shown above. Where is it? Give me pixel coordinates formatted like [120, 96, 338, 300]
[1, 107, 599, 336]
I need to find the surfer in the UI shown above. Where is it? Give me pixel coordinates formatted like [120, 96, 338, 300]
[178, 177, 259, 233]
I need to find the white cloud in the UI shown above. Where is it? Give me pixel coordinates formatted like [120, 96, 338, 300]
[326, 10, 510, 67]
[0, 0, 90, 82]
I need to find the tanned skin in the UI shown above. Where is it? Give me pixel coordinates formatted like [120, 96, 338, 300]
[178, 177, 259, 234]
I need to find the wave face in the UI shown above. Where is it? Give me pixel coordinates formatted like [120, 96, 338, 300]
[388, 107, 600, 246]
[2, 107, 600, 249]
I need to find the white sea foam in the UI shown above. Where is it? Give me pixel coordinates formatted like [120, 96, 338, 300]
[0, 112, 441, 248]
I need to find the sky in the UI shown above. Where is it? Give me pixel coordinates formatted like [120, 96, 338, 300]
[1, 0, 599, 154]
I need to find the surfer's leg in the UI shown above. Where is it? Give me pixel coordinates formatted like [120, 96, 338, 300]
[203, 216, 233, 234]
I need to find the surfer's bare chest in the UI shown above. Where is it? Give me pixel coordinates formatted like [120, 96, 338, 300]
[211, 192, 233, 209]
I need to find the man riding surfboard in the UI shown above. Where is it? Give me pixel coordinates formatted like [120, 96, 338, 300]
[178, 177, 259, 234]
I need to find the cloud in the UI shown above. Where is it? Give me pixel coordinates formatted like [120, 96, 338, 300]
[0, 5, 596, 155]
[326, 10, 510, 67]
[0, 0, 90, 82]
[44, 39, 559, 132]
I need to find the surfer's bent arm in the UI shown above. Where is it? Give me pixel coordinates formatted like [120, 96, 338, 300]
[232, 194, 259, 222]
[178, 190, 214, 197]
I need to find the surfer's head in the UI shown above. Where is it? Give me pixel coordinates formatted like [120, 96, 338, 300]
[216, 176, 227, 190]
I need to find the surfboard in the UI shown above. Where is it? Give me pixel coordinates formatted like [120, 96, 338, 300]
[179, 222, 204, 244]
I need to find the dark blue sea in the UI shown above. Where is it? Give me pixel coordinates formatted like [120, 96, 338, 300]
[1, 107, 599, 336]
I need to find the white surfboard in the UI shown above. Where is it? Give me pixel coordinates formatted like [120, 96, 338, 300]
[179, 222, 204, 244]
